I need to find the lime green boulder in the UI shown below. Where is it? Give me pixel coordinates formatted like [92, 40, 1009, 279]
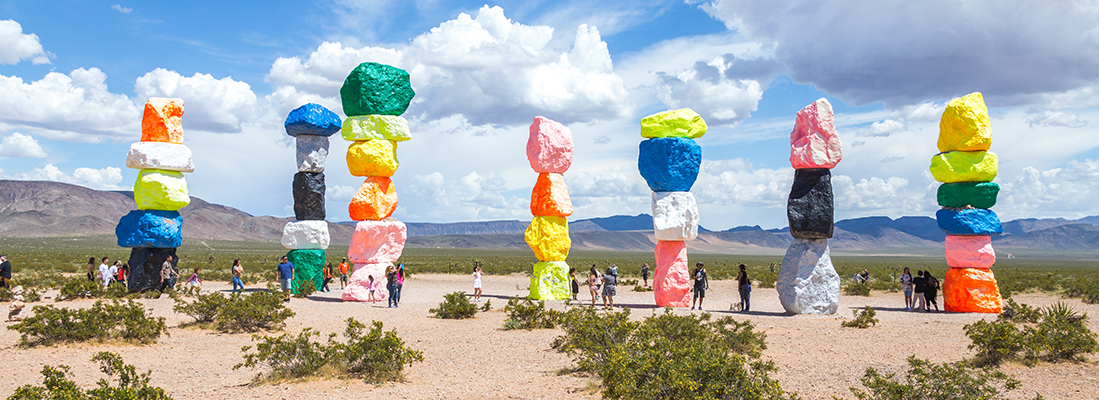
[287, 248, 326, 294]
[640, 108, 707, 139]
[938, 182, 999, 209]
[134, 169, 190, 211]
[530, 261, 570, 300]
[930, 151, 997, 183]
[340, 62, 415, 117]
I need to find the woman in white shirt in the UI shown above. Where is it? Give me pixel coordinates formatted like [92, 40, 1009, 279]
[471, 265, 484, 302]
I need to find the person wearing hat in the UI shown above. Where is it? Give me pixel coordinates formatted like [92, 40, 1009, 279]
[691, 262, 709, 310]
[0, 255, 11, 289]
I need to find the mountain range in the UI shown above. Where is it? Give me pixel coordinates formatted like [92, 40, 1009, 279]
[2, 180, 1097, 253]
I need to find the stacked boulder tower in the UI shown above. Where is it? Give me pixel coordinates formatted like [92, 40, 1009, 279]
[117, 98, 192, 292]
[525, 116, 574, 300]
[776, 98, 843, 314]
[338, 62, 414, 302]
[638, 109, 706, 307]
[931, 92, 1003, 313]
[281, 103, 341, 294]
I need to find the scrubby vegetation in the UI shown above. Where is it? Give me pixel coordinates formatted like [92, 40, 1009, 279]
[292, 279, 317, 298]
[429, 291, 478, 319]
[502, 297, 560, 330]
[7, 352, 173, 400]
[842, 306, 879, 329]
[8, 299, 166, 346]
[172, 289, 295, 332]
[849, 356, 1028, 400]
[965, 301, 1098, 366]
[844, 282, 872, 296]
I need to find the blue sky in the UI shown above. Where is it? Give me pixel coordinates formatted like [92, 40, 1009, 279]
[1, 0, 1098, 230]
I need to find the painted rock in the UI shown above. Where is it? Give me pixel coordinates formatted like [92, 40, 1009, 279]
[653, 240, 690, 307]
[296, 135, 330, 173]
[790, 98, 842, 169]
[938, 92, 991, 152]
[116, 210, 182, 248]
[284, 103, 341, 137]
[141, 98, 185, 144]
[342, 115, 412, 142]
[640, 108, 707, 139]
[530, 261, 570, 300]
[293, 172, 326, 221]
[342, 263, 391, 302]
[937, 182, 999, 209]
[347, 140, 398, 177]
[788, 168, 834, 239]
[530, 173, 572, 217]
[280, 220, 331, 250]
[126, 247, 177, 293]
[349, 176, 398, 221]
[930, 151, 998, 183]
[936, 208, 1003, 235]
[286, 248, 326, 295]
[777, 238, 840, 314]
[945, 235, 995, 269]
[134, 169, 190, 211]
[340, 62, 415, 116]
[348, 220, 407, 264]
[524, 216, 570, 262]
[526, 116, 574, 174]
[638, 137, 702, 192]
[944, 267, 1002, 313]
[126, 142, 194, 172]
[651, 191, 698, 241]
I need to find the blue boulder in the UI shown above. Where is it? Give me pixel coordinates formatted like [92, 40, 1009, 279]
[638, 137, 701, 192]
[116, 210, 183, 248]
[936, 208, 1002, 235]
[284, 103, 341, 137]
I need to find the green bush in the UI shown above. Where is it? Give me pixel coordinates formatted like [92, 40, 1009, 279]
[0, 286, 42, 303]
[632, 285, 653, 292]
[292, 279, 316, 298]
[999, 298, 1041, 323]
[619, 278, 638, 286]
[964, 319, 1024, 366]
[869, 280, 902, 293]
[850, 356, 1024, 400]
[966, 301, 1097, 366]
[429, 291, 478, 319]
[755, 271, 778, 289]
[503, 297, 560, 330]
[213, 290, 295, 333]
[173, 291, 229, 324]
[1062, 277, 1099, 304]
[480, 299, 492, 311]
[335, 318, 425, 383]
[8, 299, 166, 346]
[844, 282, 872, 296]
[7, 352, 173, 400]
[842, 306, 879, 329]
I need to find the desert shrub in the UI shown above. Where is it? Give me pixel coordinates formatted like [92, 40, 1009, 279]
[842, 306, 879, 329]
[334, 318, 425, 383]
[966, 301, 1097, 366]
[1062, 277, 1099, 304]
[480, 299, 492, 311]
[8, 352, 173, 400]
[173, 291, 229, 324]
[214, 290, 295, 333]
[56, 277, 106, 301]
[11, 270, 68, 290]
[755, 271, 778, 289]
[870, 279, 902, 293]
[632, 285, 653, 292]
[964, 319, 1024, 366]
[850, 356, 1023, 400]
[0, 286, 42, 303]
[619, 278, 638, 286]
[844, 282, 872, 296]
[429, 291, 478, 319]
[8, 299, 166, 346]
[293, 280, 316, 298]
[503, 297, 560, 330]
[999, 298, 1041, 323]
[236, 328, 334, 381]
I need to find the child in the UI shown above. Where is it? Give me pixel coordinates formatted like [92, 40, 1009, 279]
[367, 275, 377, 302]
[186, 268, 202, 288]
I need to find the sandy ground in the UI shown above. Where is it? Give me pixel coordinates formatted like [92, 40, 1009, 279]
[2, 274, 1097, 399]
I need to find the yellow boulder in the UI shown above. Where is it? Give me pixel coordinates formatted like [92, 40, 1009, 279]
[347, 139, 398, 177]
[134, 169, 190, 211]
[930, 151, 997, 183]
[938, 92, 991, 152]
[640, 108, 707, 139]
[525, 216, 570, 261]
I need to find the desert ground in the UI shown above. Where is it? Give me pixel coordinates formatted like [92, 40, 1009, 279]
[2, 274, 1097, 399]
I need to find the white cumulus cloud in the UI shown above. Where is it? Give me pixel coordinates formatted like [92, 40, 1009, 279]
[0, 68, 138, 141]
[0, 20, 52, 65]
[0, 132, 47, 158]
[654, 54, 770, 126]
[13, 164, 124, 190]
[134, 69, 260, 133]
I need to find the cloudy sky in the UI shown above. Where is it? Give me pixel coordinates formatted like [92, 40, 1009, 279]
[1, 0, 1098, 230]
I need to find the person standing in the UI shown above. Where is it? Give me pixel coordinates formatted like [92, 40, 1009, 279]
[924, 272, 940, 311]
[186, 268, 202, 288]
[900, 267, 914, 311]
[691, 262, 709, 310]
[367, 275, 377, 302]
[386, 265, 399, 308]
[338, 258, 350, 289]
[601, 267, 617, 309]
[277, 256, 294, 302]
[471, 265, 484, 302]
[98, 257, 112, 289]
[736, 264, 751, 312]
[394, 263, 405, 305]
[107, 261, 121, 288]
[0, 255, 11, 289]
[640, 262, 650, 287]
[230, 259, 244, 293]
[322, 263, 333, 293]
[912, 270, 928, 312]
[116, 263, 128, 287]
[587, 267, 600, 307]
[159, 256, 179, 292]
[86, 257, 96, 281]
[569, 267, 579, 301]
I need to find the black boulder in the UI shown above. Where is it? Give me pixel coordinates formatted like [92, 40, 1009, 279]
[787, 168, 834, 239]
[293, 172, 326, 221]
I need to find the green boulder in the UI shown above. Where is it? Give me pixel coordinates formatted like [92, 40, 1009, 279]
[530, 261, 570, 300]
[340, 62, 415, 117]
[937, 182, 999, 209]
[287, 248, 326, 294]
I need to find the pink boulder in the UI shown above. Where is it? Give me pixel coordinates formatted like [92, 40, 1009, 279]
[526, 116, 574, 173]
[790, 98, 843, 169]
[342, 263, 390, 302]
[348, 220, 407, 264]
[653, 241, 690, 307]
[945, 235, 996, 269]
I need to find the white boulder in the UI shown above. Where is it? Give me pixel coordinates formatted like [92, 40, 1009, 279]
[777, 238, 840, 314]
[126, 142, 194, 172]
[280, 220, 330, 249]
[296, 135, 329, 173]
[652, 191, 698, 241]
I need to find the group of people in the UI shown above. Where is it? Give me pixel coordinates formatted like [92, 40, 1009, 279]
[88, 257, 128, 289]
[273, 257, 406, 307]
[899, 267, 940, 311]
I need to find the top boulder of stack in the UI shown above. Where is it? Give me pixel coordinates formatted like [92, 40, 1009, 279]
[938, 92, 991, 152]
[527, 116, 574, 174]
[640, 108, 707, 139]
[340, 62, 415, 117]
[141, 98, 184, 144]
[285, 103, 341, 136]
[790, 98, 842, 170]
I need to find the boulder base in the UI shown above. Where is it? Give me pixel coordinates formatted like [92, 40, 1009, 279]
[346, 140, 398, 177]
[640, 108, 707, 139]
[284, 103, 341, 137]
[526, 116, 574, 174]
[944, 267, 1002, 313]
[530, 173, 572, 217]
[340, 62, 415, 117]
[126, 142, 194, 172]
[930, 151, 998, 183]
[286, 249, 325, 294]
[342, 263, 391, 302]
[790, 98, 842, 169]
[293, 172, 326, 221]
[141, 98, 184, 144]
[937, 182, 999, 209]
[936, 208, 1002, 235]
[524, 216, 570, 262]
[787, 168, 834, 239]
[348, 220, 407, 264]
[280, 220, 330, 250]
[653, 241, 690, 307]
[116, 210, 182, 248]
[342, 115, 412, 142]
[530, 261, 570, 300]
[349, 177, 398, 221]
[638, 137, 702, 192]
[945, 235, 995, 269]
[295, 135, 330, 173]
[938, 92, 991, 152]
[651, 191, 698, 241]
[134, 169, 190, 211]
[777, 238, 840, 314]
[126, 247, 177, 293]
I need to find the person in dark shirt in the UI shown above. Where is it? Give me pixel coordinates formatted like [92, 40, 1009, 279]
[912, 270, 928, 311]
[691, 262, 709, 310]
[277, 256, 294, 302]
[924, 272, 940, 312]
[737, 264, 751, 312]
[0, 255, 12, 288]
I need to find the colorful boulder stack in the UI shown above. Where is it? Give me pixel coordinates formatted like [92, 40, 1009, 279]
[525, 116, 574, 300]
[931, 92, 1002, 313]
[117, 98, 192, 292]
[281, 103, 341, 294]
[338, 62, 414, 302]
[638, 109, 706, 307]
[776, 98, 842, 314]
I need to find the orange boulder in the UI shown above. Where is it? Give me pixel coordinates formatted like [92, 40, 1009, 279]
[349, 177, 398, 221]
[530, 173, 572, 217]
[141, 98, 185, 144]
[943, 267, 1002, 313]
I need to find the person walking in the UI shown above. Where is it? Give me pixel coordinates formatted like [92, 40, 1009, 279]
[691, 262, 709, 310]
[159, 256, 179, 292]
[0, 255, 11, 289]
[913, 270, 928, 311]
[900, 267, 914, 310]
[924, 272, 940, 311]
[386, 265, 399, 308]
[471, 265, 484, 302]
[569, 267, 579, 301]
[394, 263, 406, 305]
[86, 257, 96, 281]
[108, 261, 121, 288]
[230, 259, 244, 293]
[736, 264, 751, 312]
[338, 259, 350, 289]
[277, 256, 294, 302]
[322, 263, 333, 293]
[640, 262, 650, 287]
[367, 275, 377, 302]
[98, 257, 112, 289]
[186, 268, 202, 288]
[115, 263, 128, 287]
[601, 267, 617, 309]
[587, 267, 601, 307]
